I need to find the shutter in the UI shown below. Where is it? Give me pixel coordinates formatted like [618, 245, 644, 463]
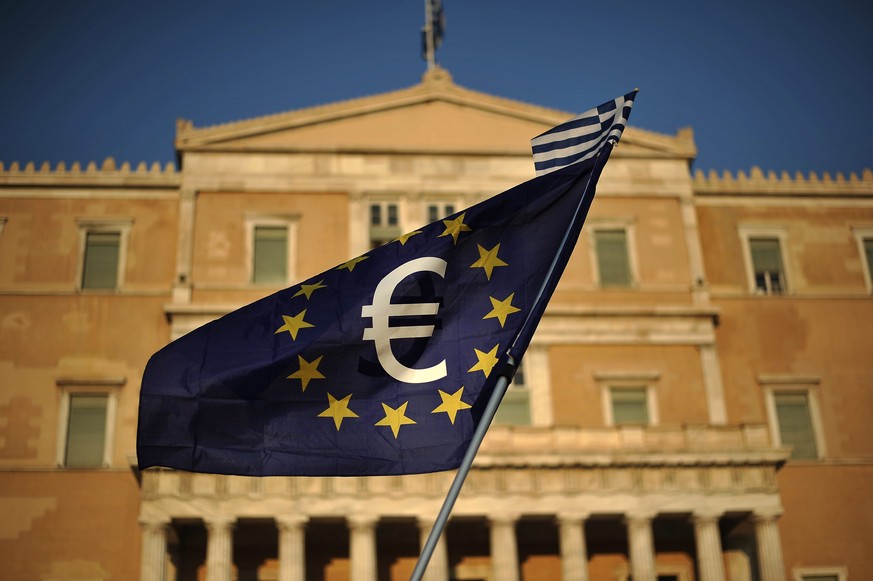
[774, 392, 818, 459]
[611, 388, 649, 425]
[65, 395, 108, 467]
[750, 238, 783, 272]
[253, 226, 288, 284]
[82, 231, 120, 289]
[596, 229, 632, 286]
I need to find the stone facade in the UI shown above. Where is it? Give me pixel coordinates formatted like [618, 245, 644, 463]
[1, 68, 871, 580]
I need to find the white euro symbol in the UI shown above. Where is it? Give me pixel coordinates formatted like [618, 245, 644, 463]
[361, 257, 448, 384]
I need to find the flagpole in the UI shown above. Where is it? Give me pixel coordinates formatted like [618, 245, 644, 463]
[411, 141, 619, 580]
[409, 357, 516, 581]
[424, 0, 435, 70]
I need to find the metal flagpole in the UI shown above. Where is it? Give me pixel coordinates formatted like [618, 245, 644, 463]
[409, 357, 516, 581]
[424, 0, 435, 70]
[410, 140, 619, 581]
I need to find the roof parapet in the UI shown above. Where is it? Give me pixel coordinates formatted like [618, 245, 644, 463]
[0, 157, 176, 176]
[693, 165, 873, 196]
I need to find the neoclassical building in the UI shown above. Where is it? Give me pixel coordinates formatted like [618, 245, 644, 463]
[1, 67, 872, 581]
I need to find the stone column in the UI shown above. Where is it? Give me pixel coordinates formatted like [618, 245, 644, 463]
[753, 512, 786, 581]
[349, 515, 378, 581]
[557, 513, 589, 581]
[417, 517, 449, 581]
[205, 516, 235, 581]
[625, 512, 657, 581]
[692, 511, 726, 581]
[277, 515, 308, 581]
[488, 513, 520, 581]
[140, 518, 169, 581]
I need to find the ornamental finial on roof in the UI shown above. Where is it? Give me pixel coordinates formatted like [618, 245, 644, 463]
[422, 64, 453, 87]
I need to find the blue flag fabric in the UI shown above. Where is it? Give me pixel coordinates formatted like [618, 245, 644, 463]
[137, 92, 635, 477]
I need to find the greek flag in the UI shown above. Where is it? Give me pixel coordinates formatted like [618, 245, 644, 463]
[531, 90, 637, 176]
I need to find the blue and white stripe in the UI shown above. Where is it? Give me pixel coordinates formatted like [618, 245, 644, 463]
[531, 90, 637, 176]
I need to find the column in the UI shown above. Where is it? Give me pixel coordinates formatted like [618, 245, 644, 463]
[140, 518, 170, 581]
[417, 517, 449, 581]
[692, 511, 726, 581]
[348, 515, 378, 581]
[488, 513, 520, 581]
[753, 512, 786, 581]
[205, 516, 235, 581]
[625, 512, 656, 581]
[277, 515, 308, 581]
[557, 513, 589, 581]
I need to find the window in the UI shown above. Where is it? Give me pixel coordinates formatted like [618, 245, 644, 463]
[369, 201, 401, 248]
[749, 237, 786, 295]
[82, 231, 121, 289]
[77, 219, 131, 291]
[610, 387, 649, 425]
[494, 362, 531, 426]
[56, 379, 122, 468]
[246, 215, 298, 286]
[761, 375, 825, 461]
[64, 395, 108, 467]
[793, 566, 847, 581]
[597, 371, 660, 427]
[594, 228, 633, 287]
[739, 226, 790, 295]
[253, 225, 288, 284]
[773, 392, 818, 459]
[427, 202, 456, 223]
[852, 227, 873, 293]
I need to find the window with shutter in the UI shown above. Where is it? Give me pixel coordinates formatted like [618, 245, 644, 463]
[64, 394, 108, 467]
[82, 231, 121, 290]
[253, 225, 288, 284]
[595, 229, 633, 287]
[611, 387, 649, 425]
[749, 237, 786, 294]
[774, 392, 818, 459]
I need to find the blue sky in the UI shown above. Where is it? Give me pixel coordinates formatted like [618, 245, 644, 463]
[1, 1, 871, 175]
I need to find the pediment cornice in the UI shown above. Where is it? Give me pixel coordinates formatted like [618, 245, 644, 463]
[175, 66, 696, 160]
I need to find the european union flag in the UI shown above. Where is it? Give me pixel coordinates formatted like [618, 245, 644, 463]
[137, 92, 636, 477]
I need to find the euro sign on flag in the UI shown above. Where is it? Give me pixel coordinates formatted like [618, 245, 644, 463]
[136, 90, 637, 476]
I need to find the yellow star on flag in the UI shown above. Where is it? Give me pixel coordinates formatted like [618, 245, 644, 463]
[432, 387, 472, 425]
[337, 256, 368, 272]
[375, 401, 416, 438]
[292, 279, 326, 299]
[274, 310, 314, 340]
[318, 393, 359, 431]
[287, 355, 325, 392]
[470, 243, 508, 280]
[483, 293, 521, 328]
[439, 212, 472, 245]
[395, 230, 422, 245]
[468, 343, 500, 378]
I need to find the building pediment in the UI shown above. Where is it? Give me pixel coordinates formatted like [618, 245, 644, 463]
[175, 67, 696, 160]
